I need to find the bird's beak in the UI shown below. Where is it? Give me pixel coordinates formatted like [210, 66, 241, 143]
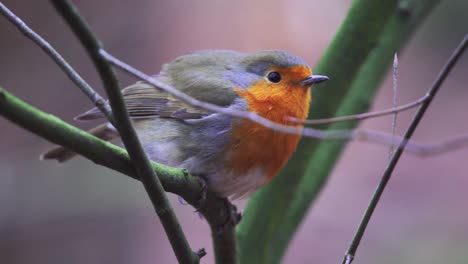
[301, 75, 329, 87]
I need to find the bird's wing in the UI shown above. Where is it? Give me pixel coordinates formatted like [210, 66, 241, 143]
[75, 81, 212, 121]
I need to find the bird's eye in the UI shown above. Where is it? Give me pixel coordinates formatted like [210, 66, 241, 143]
[267, 72, 282, 83]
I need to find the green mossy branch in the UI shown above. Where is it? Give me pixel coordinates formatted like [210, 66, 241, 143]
[0, 87, 198, 197]
[237, 0, 441, 263]
[0, 86, 237, 263]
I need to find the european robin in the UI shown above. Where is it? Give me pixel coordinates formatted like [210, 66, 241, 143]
[42, 50, 328, 198]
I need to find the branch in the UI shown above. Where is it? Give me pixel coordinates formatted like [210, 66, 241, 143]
[49, 0, 199, 262]
[389, 53, 399, 157]
[102, 50, 461, 156]
[0, 2, 114, 124]
[342, 34, 468, 264]
[287, 93, 428, 125]
[0, 86, 239, 263]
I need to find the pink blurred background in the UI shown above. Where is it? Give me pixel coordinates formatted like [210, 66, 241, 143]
[1, 0, 467, 263]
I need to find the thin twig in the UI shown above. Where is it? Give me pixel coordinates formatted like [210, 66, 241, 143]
[413, 134, 468, 156]
[288, 94, 428, 125]
[390, 53, 399, 157]
[349, 129, 468, 156]
[102, 49, 467, 156]
[49, 0, 200, 263]
[0, 2, 114, 124]
[342, 34, 468, 264]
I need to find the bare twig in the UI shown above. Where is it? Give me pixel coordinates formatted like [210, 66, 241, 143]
[342, 34, 468, 264]
[413, 134, 468, 156]
[102, 49, 468, 156]
[390, 53, 399, 157]
[288, 94, 428, 125]
[349, 128, 468, 156]
[49, 0, 199, 263]
[0, 2, 114, 124]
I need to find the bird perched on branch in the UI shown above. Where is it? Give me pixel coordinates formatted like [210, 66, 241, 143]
[42, 50, 328, 199]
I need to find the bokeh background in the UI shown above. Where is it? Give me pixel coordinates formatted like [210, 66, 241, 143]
[1, 0, 467, 263]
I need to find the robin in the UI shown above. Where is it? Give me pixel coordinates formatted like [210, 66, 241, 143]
[42, 50, 328, 199]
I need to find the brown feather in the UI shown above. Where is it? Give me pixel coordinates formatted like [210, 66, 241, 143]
[40, 124, 118, 163]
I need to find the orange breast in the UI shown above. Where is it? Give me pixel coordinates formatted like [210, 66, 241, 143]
[227, 79, 311, 181]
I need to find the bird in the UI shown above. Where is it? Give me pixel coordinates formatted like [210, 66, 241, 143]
[42, 50, 328, 199]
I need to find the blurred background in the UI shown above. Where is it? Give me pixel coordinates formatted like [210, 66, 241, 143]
[1, 0, 467, 263]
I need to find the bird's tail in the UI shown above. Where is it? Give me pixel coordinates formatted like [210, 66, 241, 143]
[40, 123, 118, 163]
